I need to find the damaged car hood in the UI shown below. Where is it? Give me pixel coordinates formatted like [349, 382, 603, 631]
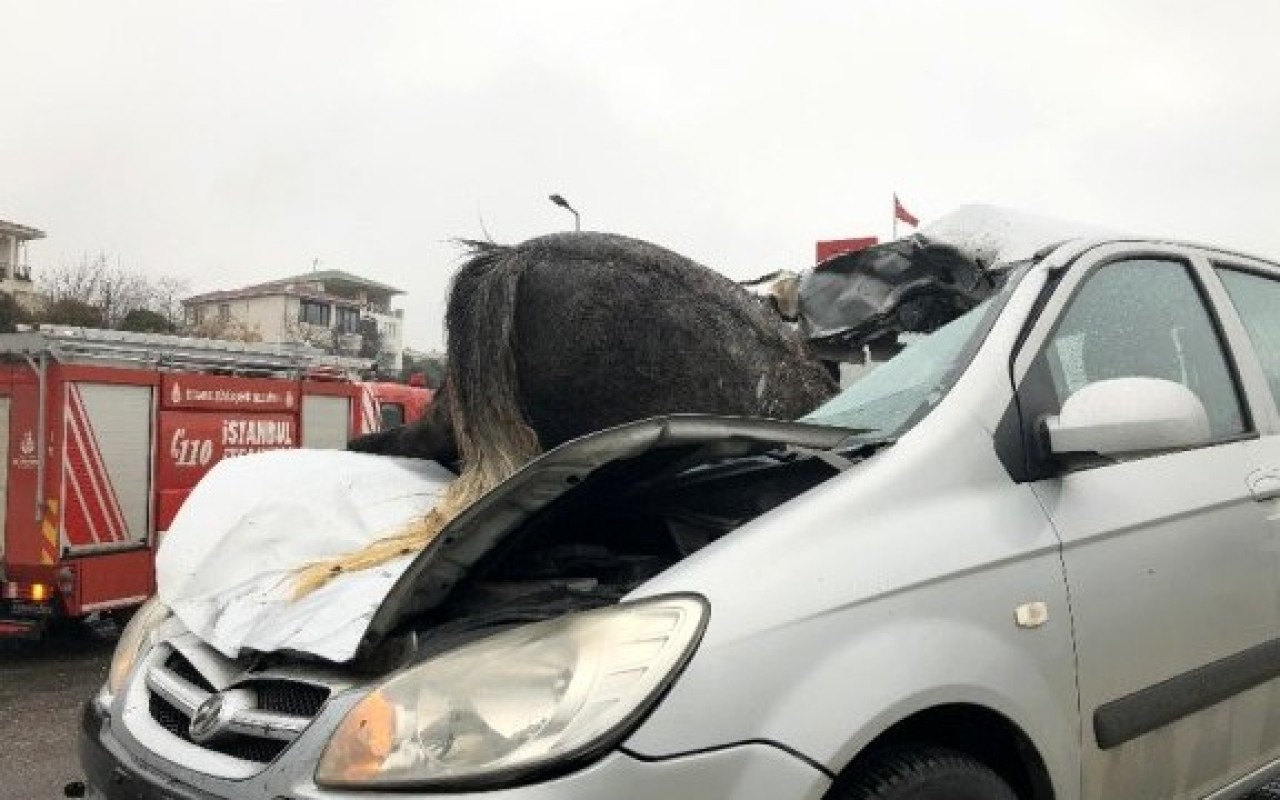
[158, 415, 851, 663]
[155, 449, 455, 662]
[360, 414, 853, 655]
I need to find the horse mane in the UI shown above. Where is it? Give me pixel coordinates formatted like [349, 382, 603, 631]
[292, 239, 542, 598]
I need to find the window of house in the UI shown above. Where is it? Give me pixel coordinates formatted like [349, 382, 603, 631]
[299, 300, 330, 326]
[336, 307, 360, 334]
[218, 303, 230, 322]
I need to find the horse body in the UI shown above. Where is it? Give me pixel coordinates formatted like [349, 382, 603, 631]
[353, 232, 835, 464]
[310, 232, 835, 596]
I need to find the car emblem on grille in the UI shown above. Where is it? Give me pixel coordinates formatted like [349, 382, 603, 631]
[189, 694, 225, 742]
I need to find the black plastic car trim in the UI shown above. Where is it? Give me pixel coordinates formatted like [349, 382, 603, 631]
[1094, 637, 1280, 750]
[78, 702, 217, 800]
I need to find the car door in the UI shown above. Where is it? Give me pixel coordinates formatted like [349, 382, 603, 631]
[1212, 258, 1280, 474]
[1014, 245, 1280, 799]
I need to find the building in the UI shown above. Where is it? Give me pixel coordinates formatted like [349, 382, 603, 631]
[183, 269, 406, 371]
[0, 219, 45, 310]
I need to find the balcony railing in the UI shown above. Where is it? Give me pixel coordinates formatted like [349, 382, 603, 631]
[0, 262, 33, 281]
[335, 332, 364, 356]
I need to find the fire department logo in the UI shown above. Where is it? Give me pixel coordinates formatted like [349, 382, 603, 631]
[171, 383, 183, 405]
[14, 430, 38, 469]
[188, 694, 225, 742]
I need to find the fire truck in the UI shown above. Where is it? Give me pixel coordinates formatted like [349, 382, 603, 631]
[0, 326, 397, 638]
[357, 377, 433, 431]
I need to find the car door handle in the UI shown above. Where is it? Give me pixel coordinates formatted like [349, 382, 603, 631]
[1248, 469, 1280, 502]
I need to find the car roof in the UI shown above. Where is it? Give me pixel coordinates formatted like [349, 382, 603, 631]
[1037, 236, 1280, 271]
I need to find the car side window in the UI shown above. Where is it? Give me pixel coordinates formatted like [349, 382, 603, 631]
[379, 402, 406, 430]
[1216, 267, 1280, 407]
[1030, 258, 1246, 441]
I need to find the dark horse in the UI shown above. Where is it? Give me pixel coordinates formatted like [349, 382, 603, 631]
[295, 232, 836, 595]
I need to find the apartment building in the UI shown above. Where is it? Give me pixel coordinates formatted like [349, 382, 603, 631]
[184, 269, 406, 371]
[0, 218, 44, 310]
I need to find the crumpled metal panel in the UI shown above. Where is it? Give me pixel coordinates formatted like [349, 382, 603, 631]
[798, 235, 996, 349]
[156, 449, 453, 662]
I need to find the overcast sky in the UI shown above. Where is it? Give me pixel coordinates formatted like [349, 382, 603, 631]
[2, 1, 1277, 350]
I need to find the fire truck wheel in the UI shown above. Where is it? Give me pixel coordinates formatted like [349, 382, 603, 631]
[104, 607, 137, 630]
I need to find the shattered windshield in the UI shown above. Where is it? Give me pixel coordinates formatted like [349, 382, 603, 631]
[803, 297, 997, 440]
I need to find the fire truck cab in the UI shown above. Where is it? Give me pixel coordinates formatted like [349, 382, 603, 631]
[0, 327, 375, 638]
[358, 379, 433, 432]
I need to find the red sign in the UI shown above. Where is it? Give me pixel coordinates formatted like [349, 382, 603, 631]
[816, 237, 878, 264]
[155, 409, 299, 530]
[159, 410, 298, 474]
[162, 374, 298, 412]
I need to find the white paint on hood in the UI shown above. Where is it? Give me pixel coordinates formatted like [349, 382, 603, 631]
[155, 449, 454, 662]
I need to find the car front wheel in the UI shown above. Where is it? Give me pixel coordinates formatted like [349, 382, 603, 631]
[831, 746, 1019, 800]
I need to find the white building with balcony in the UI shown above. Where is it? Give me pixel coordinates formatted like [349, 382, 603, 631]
[183, 270, 406, 371]
[0, 218, 44, 310]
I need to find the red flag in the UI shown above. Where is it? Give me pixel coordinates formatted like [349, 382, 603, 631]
[893, 194, 919, 227]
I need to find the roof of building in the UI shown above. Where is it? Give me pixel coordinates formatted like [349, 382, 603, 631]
[270, 269, 402, 296]
[184, 269, 403, 307]
[0, 219, 46, 240]
[183, 283, 363, 307]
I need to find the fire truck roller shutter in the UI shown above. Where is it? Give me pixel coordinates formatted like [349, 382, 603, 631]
[0, 396, 9, 561]
[301, 394, 352, 449]
[61, 383, 152, 552]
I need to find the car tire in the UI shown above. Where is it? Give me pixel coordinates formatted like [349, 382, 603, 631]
[831, 746, 1019, 800]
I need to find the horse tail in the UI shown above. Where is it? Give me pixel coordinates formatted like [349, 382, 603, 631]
[441, 240, 544, 490]
[292, 242, 540, 599]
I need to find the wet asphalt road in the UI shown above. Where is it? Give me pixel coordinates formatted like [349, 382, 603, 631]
[0, 621, 118, 800]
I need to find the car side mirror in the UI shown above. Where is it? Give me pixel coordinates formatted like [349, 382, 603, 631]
[1044, 377, 1211, 458]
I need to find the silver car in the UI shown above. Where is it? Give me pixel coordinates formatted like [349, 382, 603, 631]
[81, 235, 1280, 799]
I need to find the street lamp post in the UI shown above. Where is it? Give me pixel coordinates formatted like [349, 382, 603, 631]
[548, 194, 580, 232]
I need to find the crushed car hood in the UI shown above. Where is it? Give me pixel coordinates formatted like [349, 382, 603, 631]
[157, 416, 851, 663]
[155, 450, 455, 662]
[359, 414, 853, 655]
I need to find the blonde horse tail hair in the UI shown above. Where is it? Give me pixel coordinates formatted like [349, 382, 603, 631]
[291, 241, 543, 600]
[290, 468, 490, 599]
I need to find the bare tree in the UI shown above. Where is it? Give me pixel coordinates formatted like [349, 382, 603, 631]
[152, 275, 190, 327]
[280, 309, 336, 352]
[39, 253, 191, 329]
[357, 317, 383, 360]
[186, 316, 264, 343]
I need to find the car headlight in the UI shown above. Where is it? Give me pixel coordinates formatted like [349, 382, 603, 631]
[316, 594, 708, 789]
[107, 596, 170, 696]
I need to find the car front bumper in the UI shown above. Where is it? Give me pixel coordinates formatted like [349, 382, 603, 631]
[80, 700, 832, 800]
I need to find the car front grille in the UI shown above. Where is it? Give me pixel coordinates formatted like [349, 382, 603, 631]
[253, 679, 329, 718]
[143, 649, 329, 766]
[147, 689, 292, 764]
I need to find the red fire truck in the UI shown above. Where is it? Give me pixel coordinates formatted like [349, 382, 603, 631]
[357, 378, 433, 432]
[0, 327, 387, 638]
